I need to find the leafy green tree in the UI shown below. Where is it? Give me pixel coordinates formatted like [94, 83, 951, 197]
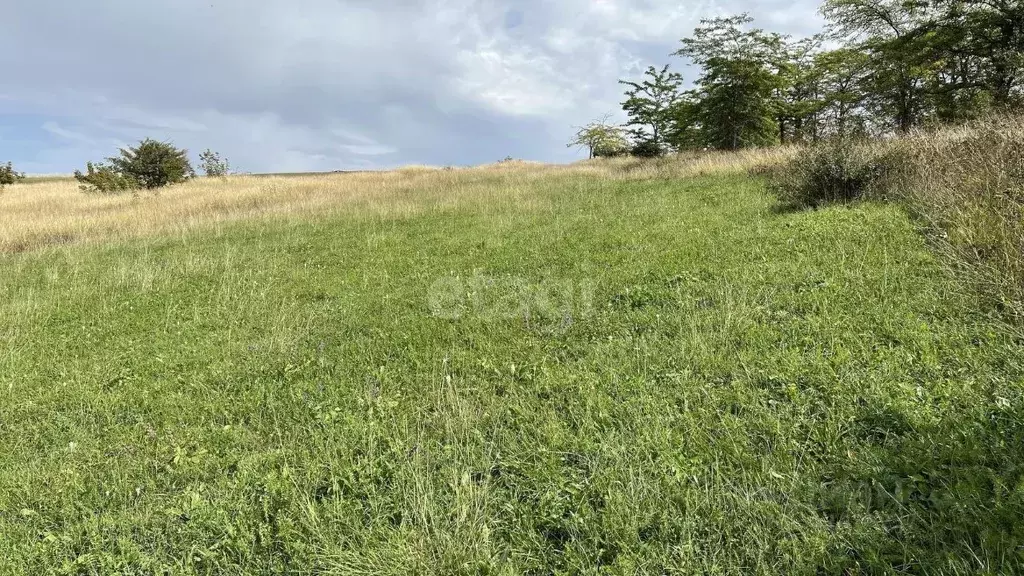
[664, 92, 705, 150]
[568, 119, 629, 158]
[815, 48, 872, 137]
[821, 0, 1022, 128]
[198, 149, 231, 177]
[619, 65, 683, 150]
[776, 35, 827, 143]
[675, 15, 784, 150]
[916, 0, 1023, 117]
[821, 0, 932, 133]
[109, 139, 194, 189]
[74, 139, 193, 193]
[605, 0, 1019, 147]
[970, 0, 1024, 107]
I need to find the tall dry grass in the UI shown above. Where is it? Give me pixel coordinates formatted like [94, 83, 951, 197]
[768, 115, 1024, 320]
[0, 148, 795, 255]
[894, 116, 1024, 318]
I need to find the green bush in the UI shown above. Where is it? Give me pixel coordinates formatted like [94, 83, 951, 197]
[111, 139, 194, 189]
[767, 139, 901, 208]
[593, 145, 628, 158]
[630, 140, 664, 158]
[74, 139, 194, 194]
[0, 162, 25, 187]
[74, 162, 140, 194]
[198, 149, 230, 177]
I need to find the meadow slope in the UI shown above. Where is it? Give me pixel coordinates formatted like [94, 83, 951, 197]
[0, 165, 1022, 573]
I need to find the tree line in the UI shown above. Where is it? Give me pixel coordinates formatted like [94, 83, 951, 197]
[572, 0, 1023, 157]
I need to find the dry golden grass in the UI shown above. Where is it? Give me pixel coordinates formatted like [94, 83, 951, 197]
[574, 145, 802, 177]
[0, 148, 796, 254]
[891, 115, 1024, 318]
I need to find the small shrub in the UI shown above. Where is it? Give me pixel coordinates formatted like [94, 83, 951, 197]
[767, 139, 902, 208]
[74, 162, 139, 194]
[593, 133, 630, 158]
[594, 145, 629, 158]
[0, 162, 25, 187]
[198, 149, 230, 177]
[631, 140, 664, 158]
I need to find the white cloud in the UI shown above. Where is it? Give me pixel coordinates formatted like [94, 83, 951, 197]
[454, 47, 575, 116]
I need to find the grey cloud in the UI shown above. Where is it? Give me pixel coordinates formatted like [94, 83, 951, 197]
[2, 0, 823, 173]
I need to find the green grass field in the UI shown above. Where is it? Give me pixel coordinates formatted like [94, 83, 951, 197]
[2, 171, 1022, 574]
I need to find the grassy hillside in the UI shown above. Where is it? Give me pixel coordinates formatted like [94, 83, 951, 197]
[1, 160, 1022, 573]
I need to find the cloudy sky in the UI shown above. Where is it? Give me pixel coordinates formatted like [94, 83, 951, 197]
[2, 0, 823, 174]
